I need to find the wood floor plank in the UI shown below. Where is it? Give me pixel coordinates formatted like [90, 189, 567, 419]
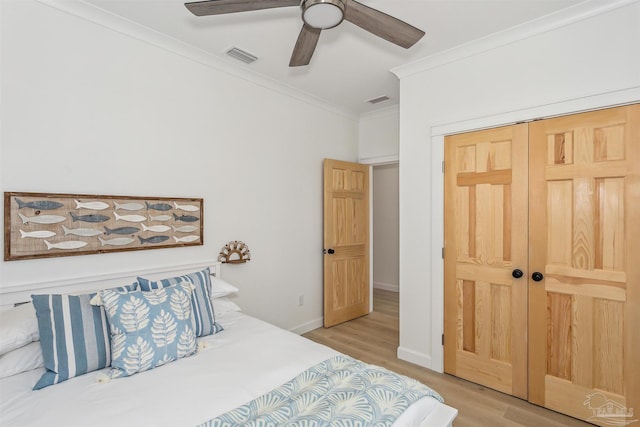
[303, 289, 593, 427]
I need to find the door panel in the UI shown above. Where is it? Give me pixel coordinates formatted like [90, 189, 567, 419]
[444, 124, 529, 399]
[444, 105, 638, 422]
[528, 105, 639, 425]
[323, 159, 369, 327]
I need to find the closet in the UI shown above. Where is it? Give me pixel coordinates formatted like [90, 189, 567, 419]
[443, 104, 639, 425]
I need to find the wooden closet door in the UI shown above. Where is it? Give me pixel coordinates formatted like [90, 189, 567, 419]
[528, 105, 639, 425]
[323, 159, 370, 327]
[444, 124, 529, 398]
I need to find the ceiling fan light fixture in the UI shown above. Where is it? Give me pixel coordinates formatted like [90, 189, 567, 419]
[301, 0, 345, 30]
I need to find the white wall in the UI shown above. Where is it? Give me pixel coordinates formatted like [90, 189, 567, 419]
[0, 0, 359, 333]
[372, 164, 399, 292]
[393, 0, 640, 371]
[359, 106, 399, 161]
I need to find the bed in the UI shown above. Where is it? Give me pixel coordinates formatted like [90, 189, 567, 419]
[0, 260, 457, 427]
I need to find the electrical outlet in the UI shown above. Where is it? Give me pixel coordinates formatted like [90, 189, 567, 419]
[298, 295, 304, 307]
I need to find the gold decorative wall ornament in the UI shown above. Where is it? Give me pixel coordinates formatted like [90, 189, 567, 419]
[218, 241, 250, 264]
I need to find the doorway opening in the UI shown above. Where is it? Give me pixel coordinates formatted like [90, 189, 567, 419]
[372, 163, 399, 321]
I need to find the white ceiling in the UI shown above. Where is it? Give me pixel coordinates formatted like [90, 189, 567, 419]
[84, 0, 586, 116]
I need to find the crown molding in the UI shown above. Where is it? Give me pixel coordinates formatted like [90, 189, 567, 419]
[392, 0, 638, 79]
[359, 104, 399, 121]
[35, 0, 358, 121]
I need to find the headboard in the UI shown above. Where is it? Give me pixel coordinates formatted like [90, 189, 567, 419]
[0, 260, 221, 309]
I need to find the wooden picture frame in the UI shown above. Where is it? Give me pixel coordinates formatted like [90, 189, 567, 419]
[4, 192, 203, 261]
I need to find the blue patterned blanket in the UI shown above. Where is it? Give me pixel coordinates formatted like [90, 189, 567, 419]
[198, 355, 443, 427]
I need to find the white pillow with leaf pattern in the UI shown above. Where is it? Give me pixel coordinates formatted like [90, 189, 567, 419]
[95, 281, 197, 379]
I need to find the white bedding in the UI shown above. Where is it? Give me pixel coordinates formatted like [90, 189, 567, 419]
[0, 312, 447, 427]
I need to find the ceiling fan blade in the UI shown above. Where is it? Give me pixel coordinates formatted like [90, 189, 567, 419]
[289, 24, 321, 67]
[344, 0, 424, 48]
[185, 0, 300, 17]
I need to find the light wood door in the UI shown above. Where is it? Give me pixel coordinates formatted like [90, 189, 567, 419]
[444, 124, 529, 398]
[528, 105, 640, 425]
[323, 159, 370, 327]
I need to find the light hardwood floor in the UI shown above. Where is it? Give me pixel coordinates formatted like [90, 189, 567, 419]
[303, 289, 593, 427]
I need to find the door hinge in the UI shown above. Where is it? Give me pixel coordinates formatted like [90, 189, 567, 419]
[442, 161, 445, 173]
[442, 334, 445, 346]
[442, 247, 444, 259]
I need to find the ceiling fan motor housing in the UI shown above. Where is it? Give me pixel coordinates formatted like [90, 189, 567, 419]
[301, 0, 346, 29]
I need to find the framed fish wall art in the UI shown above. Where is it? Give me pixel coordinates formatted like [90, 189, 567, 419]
[4, 192, 203, 261]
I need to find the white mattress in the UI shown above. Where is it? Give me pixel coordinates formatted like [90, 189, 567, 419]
[0, 312, 446, 427]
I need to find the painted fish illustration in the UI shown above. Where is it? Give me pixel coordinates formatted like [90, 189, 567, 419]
[138, 235, 170, 244]
[44, 240, 88, 250]
[15, 198, 64, 210]
[148, 214, 172, 222]
[104, 226, 139, 235]
[70, 212, 110, 223]
[173, 235, 199, 243]
[19, 230, 56, 239]
[74, 200, 109, 210]
[61, 225, 103, 237]
[114, 212, 146, 223]
[173, 213, 199, 223]
[18, 213, 66, 225]
[98, 237, 135, 247]
[114, 202, 144, 211]
[141, 224, 171, 233]
[171, 225, 198, 233]
[173, 202, 199, 212]
[145, 202, 172, 211]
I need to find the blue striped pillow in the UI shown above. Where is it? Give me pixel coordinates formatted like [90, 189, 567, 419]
[137, 268, 222, 337]
[31, 284, 136, 390]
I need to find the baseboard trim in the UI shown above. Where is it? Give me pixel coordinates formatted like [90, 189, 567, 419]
[289, 317, 324, 335]
[397, 346, 434, 370]
[373, 281, 399, 292]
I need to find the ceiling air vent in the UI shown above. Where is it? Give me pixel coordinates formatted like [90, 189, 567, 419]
[366, 95, 390, 105]
[226, 47, 258, 64]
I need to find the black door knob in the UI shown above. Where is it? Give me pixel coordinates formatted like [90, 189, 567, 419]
[532, 272, 544, 282]
[512, 269, 523, 279]
[327, 248, 335, 254]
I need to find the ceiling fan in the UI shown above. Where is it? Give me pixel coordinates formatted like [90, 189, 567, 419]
[184, 0, 425, 67]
